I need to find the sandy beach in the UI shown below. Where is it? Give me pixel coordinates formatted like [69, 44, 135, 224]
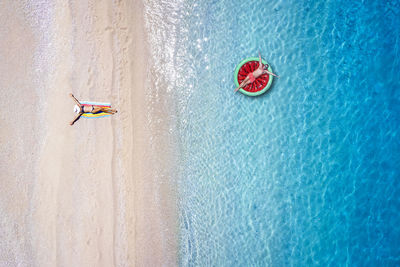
[0, 0, 177, 266]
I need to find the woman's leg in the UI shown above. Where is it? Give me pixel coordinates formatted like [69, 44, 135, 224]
[234, 77, 250, 92]
[104, 108, 117, 114]
[93, 107, 117, 114]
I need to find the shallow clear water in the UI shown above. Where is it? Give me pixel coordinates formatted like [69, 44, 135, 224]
[145, 0, 400, 265]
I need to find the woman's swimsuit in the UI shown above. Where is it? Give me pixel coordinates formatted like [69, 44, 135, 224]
[248, 72, 256, 83]
[80, 105, 95, 113]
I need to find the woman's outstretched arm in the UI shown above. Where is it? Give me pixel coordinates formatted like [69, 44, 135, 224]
[70, 113, 82, 125]
[69, 93, 81, 106]
[258, 52, 263, 69]
[265, 69, 279, 78]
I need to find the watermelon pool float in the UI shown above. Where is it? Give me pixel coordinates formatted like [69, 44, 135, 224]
[234, 57, 274, 96]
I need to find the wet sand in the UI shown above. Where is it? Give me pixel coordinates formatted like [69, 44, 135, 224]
[0, 0, 177, 266]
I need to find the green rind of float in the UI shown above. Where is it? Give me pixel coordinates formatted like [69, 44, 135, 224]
[234, 57, 274, 97]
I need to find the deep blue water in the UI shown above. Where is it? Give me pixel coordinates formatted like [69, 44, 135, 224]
[146, 0, 400, 265]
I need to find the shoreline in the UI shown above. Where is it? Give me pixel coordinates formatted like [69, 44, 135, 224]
[130, 0, 178, 265]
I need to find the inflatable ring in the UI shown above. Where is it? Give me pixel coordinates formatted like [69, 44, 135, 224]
[234, 57, 274, 96]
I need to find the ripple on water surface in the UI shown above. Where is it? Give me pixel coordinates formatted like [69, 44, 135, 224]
[145, 0, 400, 265]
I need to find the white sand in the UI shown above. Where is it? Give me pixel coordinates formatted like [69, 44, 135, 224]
[0, 0, 177, 266]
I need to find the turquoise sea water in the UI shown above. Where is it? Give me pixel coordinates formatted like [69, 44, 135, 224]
[145, 0, 400, 265]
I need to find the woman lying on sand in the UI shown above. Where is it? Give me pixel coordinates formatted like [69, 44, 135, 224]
[69, 93, 117, 125]
[234, 52, 279, 92]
